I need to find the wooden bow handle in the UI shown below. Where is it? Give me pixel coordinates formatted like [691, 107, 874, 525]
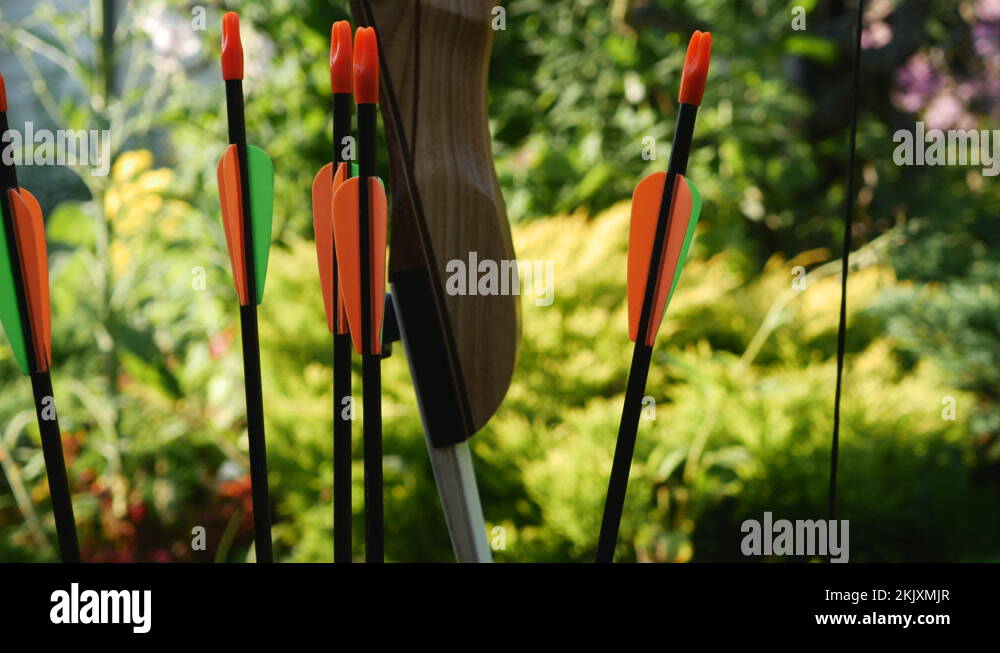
[351, 0, 519, 446]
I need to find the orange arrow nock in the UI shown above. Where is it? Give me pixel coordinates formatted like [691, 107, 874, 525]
[221, 12, 244, 81]
[331, 21, 354, 94]
[353, 27, 379, 105]
[678, 30, 712, 106]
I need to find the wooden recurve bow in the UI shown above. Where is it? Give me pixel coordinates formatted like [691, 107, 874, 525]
[350, 0, 519, 562]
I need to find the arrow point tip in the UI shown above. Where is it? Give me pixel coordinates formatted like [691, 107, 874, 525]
[331, 21, 354, 93]
[221, 12, 244, 81]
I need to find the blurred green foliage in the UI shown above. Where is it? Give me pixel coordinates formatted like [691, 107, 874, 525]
[0, 0, 997, 561]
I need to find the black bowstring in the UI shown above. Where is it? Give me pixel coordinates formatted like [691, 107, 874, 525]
[828, 0, 865, 530]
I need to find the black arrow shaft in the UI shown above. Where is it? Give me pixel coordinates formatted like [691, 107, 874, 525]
[31, 371, 80, 563]
[225, 79, 273, 564]
[332, 91, 353, 563]
[357, 101, 383, 562]
[596, 344, 651, 562]
[596, 102, 699, 563]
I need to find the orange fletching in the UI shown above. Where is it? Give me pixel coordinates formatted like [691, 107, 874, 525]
[333, 164, 350, 335]
[627, 173, 695, 346]
[8, 189, 50, 371]
[332, 176, 387, 355]
[330, 21, 353, 94]
[221, 12, 244, 81]
[678, 31, 712, 106]
[312, 162, 351, 334]
[217, 145, 249, 305]
[353, 27, 379, 104]
[312, 163, 335, 333]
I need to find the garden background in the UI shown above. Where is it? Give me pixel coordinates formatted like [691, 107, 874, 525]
[0, 0, 997, 562]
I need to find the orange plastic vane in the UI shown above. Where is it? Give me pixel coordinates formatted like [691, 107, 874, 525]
[333, 164, 350, 335]
[332, 176, 387, 355]
[217, 145, 248, 305]
[312, 162, 350, 334]
[8, 189, 50, 371]
[627, 173, 695, 346]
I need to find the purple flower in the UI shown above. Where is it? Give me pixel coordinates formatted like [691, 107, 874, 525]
[925, 93, 975, 130]
[976, 0, 1000, 21]
[862, 21, 893, 49]
[892, 54, 941, 113]
[972, 22, 1000, 58]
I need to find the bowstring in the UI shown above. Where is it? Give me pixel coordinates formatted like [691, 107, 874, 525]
[828, 0, 865, 529]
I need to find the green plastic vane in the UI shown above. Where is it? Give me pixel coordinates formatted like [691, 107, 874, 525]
[0, 214, 28, 374]
[247, 145, 274, 305]
[665, 177, 702, 309]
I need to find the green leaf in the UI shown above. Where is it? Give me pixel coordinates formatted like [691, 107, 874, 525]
[785, 35, 838, 65]
[46, 202, 94, 248]
[110, 321, 183, 400]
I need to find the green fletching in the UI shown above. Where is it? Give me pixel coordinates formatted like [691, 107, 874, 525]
[0, 214, 29, 374]
[247, 145, 274, 305]
[665, 177, 702, 308]
[351, 162, 359, 177]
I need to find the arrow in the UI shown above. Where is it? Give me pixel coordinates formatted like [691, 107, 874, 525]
[216, 11, 276, 563]
[311, 19, 356, 563]
[332, 26, 388, 562]
[0, 72, 80, 563]
[352, 0, 518, 562]
[595, 30, 711, 563]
